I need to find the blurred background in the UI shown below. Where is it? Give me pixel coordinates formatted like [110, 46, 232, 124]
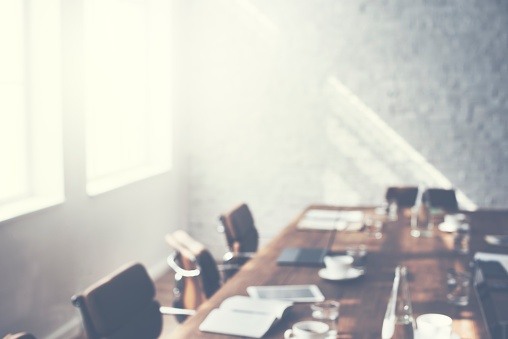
[1, 0, 507, 337]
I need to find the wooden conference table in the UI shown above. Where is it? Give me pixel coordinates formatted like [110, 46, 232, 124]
[170, 205, 508, 339]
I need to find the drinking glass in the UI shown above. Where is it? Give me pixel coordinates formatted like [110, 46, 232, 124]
[364, 216, 383, 239]
[345, 244, 367, 268]
[374, 203, 390, 221]
[311, 300, 340, 338]
[453, 223, 470, 254]
[446, 271, 470, 306]
[387, 201, 398, 221]
[410, 205, 434, 238]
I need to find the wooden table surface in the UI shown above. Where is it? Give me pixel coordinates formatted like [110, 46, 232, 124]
[169, 206, 508, 339]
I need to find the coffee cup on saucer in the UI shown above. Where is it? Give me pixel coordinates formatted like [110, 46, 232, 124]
[416, 313, 452, 339]
[284, 320, 329, 339]
[439, 214, 467, 233]
[323, 255, 353, 274]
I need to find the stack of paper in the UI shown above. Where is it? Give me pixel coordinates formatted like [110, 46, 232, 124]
[474, 252, 508, 272]
[297, 209, 364, 231]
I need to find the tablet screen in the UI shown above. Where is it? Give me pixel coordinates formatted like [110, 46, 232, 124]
[246, 284, 325, 302]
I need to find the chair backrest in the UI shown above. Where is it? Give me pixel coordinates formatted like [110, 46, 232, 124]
[423, 188, 459, 213]
[385, 186, 419, 208]
[3, 333, 36, 339]
[219, 203, 259, 253]
[165, 231, 221, 313]
[71, 263, 162, 339]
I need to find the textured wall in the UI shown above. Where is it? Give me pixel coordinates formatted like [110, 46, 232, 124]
[178, 0, 508, 255]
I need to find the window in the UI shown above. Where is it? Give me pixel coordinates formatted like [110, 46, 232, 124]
[0, 1, 63, 222]
[0, 1, 27, 204]
[84, 0, 172, 195]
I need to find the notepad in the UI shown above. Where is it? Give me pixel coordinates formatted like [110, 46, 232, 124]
[199, 296, 293, 338]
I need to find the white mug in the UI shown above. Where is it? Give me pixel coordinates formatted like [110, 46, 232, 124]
[284, 320, 329, 339]
[444, 214, 460, 225]
[416, 313, 452, 339]
[323, 255, 353, 273]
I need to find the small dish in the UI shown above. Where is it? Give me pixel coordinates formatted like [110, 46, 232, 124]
[438, 222, 458, 233]
[318, 267, 364, 281]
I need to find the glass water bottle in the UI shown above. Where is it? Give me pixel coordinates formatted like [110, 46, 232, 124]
[382, 266, 415, 339]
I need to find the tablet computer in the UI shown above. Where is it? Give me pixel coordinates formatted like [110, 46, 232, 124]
[246, 284, 325, 302]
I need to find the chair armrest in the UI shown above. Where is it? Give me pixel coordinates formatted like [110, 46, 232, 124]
[222, 251, 256, 262]
[218, 263, 241, 271]
[166, 251, 200, 277]
[71, 295, 101, 339]
[217, 262, 242, 283]
[159, 306, 196, 316]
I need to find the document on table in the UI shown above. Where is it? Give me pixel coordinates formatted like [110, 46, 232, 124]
[474, 252, 508, 272]
[484, 235, 508, 247]
[199, 295, 293, 338]
[297, 209, 364, 231]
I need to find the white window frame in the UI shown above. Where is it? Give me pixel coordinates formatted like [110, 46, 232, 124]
[0, 1, 64, 223]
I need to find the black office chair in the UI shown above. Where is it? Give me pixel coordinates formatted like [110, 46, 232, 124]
[72, 262, 193, 339]
[217, 203, 259, 278]
[422, 188, 459, 213]
[385, 186, 419, 209]
[165, 230, 238, 322]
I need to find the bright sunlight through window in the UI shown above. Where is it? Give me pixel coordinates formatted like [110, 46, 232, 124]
[0, 1, 64, 222]
[84, 0, 172, 196]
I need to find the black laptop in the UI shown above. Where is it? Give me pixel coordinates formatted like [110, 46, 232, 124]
[276, 247, 328, 267]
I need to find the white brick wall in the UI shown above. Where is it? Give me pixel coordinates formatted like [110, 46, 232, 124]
[175, 0, 508, 255]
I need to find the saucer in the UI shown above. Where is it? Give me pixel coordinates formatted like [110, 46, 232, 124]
[414, 329, 460, 339]
[318, 267, 364, 281]
[438, 222, 458, 233]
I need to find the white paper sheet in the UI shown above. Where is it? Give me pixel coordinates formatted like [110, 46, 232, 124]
[474, 252, 508, 272]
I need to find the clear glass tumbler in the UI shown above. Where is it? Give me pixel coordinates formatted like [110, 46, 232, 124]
[446, 271, 470, 306]
[364, 216, 383, 239]
[346, 244, 367, 268]
[311, 300, 340, 338]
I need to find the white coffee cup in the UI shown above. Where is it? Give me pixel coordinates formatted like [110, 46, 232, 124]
[324, 255, 353, 273]
[444, 214, 460, 225]
[284, 320, 329, 339]
[416, 313, 452, 339]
